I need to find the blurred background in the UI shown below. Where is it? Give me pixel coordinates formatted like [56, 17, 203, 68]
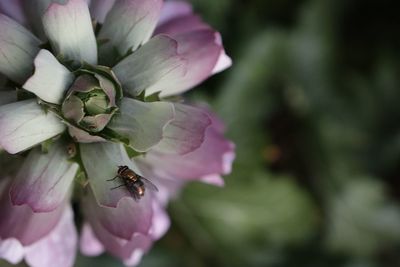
[84, 0, 400, 266]
[4, 0, 400, 266]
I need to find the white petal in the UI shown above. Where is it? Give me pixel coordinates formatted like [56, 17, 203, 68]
[42, 0, 97, 64]
[212, 52, 232, 74]
[0, 100, 65, 154]
[0, 14, 40, 83]
[23, 49, 74, 104]
[80, 142, 140, 207]
[98, 0, 162, 60]
[113, 35, 186, 96]
[89, 0, 116, 23]
[0, 238, 24, 264]
[107, 98, 174, 152]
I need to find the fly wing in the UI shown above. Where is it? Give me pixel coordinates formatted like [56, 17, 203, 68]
[141, 177, 159, 192]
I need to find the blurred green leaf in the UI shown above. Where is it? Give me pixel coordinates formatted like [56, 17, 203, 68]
[174, 173, 317, 266]
[325, 178, 400, 257]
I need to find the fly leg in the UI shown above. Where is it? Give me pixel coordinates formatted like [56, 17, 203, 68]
[110, 184, 125, 190]
[107, 175, 119, 181]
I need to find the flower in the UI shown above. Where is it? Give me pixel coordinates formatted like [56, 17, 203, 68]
[0, 0, 234, 266]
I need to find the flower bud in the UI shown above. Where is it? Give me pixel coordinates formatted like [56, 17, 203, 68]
[62, 74, 118, 133]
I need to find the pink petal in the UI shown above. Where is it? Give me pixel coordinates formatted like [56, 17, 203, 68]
[152, 103, 211, 155]
[89, 0, 116, 23]
[83, 199, 153, 262]
[155, 11, 233, 96]
[149, 201, 170, 240]
[0, 0, 26, 26]
[200, 175, 225, 187]
[133, 161, 183, 205]
[0, 238, 24, 264]
[212, 50, 232, 75]
[154, 14, 209, 36]
[80, 223, 105, 256]
[137, 110, 235, 181]
[10, 142, 78, 212]
[0, 179, 65, 246]
[157, 0, 192, 25]
[25, 206, 78, 267]
[123, 248, 146, 267]
[83, 189, 153, 241]
[158, 29, 222, 97]
[211, 33, 232, 74]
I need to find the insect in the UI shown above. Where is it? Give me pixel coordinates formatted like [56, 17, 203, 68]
[107, 165, 158, 200]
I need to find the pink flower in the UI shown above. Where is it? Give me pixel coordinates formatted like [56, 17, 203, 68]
[0, 0, 234, 266]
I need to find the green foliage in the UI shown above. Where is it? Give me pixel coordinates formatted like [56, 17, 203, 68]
[325, 178, 400, 257]
[182, 174, 316, 247]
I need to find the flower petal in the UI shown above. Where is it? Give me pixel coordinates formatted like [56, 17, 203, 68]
[10, 142, 78, 212]
[133, 162, 183, 205]
[83, 189, 153, 240]
[62, 95, 85, 123]
[0, 0, 26, 26]
[212, 33, 232, 74]
[25, 206, 77, 267]
[124, 248, 146, 267]
[80, 223, 105, 256]
[157, 0, 192, 25]
[200, 174, 225, 187]
[0, 14, 40, 83]
[158, 30, 222, 97]
[212, 52, 232, 74]
[68, 125, 107, 143]
[112, 35, 187, 96]
[136, 109, 235, 182]
[23, 49, 74, 104]
[89, 0, 116, 23]
[0, 179, 65, 246]
[107, 98, 174, 152]
[0, 238, 24, 264]
[83, 198, 152, 263]
[22, 0, 65, 39]
[0, 90, 17, 106]
[98, 0, 163, 64]
[42, 0, 97, 64]
[152, 103, 211, 155]
[154, 14, 209, 36]
[81, 114, 114, 132]
[80, 142, 141, 207]
[0, 100, 66, 154]
[149, 201, 170, 240]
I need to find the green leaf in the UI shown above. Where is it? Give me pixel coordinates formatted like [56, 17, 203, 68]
[325, 178, 400, 257]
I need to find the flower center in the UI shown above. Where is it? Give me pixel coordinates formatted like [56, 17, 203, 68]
[61, 66, 122, 134]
